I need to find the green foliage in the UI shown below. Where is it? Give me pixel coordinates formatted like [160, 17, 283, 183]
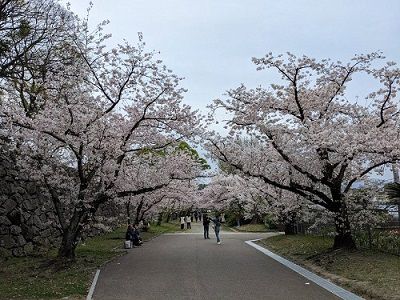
[136, 141, 209, 170]
[354, 229, 400, 256]
[384, 182, 400, 203]
[0, 40, 9, 54]
[177, 141, 210, 170]
[224, 211, 240, 226]
[198, 183, 207, 190]
[218, 160, 237, 174]
[137, 147, 166, 156]
[18, 20, 31, 38]
[264, 215, 278, 230]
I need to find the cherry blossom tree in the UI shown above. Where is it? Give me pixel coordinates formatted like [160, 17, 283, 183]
[0, 0, 77, 91]
[0, 4, 204, 258]
[207, 53, 400, 249]
[121, 148, 206, 225]
[201, 172, 313, 233]
[0, 0, 78, 154]
[201, 174, 268, 225]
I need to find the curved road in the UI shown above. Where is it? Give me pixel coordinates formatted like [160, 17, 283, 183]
[93, 223, 339, 300]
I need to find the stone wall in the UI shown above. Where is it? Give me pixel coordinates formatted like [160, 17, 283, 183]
[0, 150, 126, 257]
[0, 153, 61, 257]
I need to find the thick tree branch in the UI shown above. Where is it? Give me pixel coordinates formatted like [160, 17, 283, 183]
[377, 77, 395, 128]
[344, 160, 394, 193]
[117, 182, 171, 198]
[210, 140, 332, 208]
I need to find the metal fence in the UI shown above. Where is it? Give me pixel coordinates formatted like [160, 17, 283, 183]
[290, 221, 400, 256]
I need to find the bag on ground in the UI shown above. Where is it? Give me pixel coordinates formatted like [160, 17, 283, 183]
[124, 240, 132, 249]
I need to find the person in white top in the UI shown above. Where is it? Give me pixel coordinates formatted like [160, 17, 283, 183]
[186, 215, 191, 229]
[180, 216, 185, 230]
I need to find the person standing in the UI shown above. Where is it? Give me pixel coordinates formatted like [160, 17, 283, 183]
[212, 215, 222, 245]
[186, 215, 191, 229]
[203, 214, 210, 239]
[180, 216, 185, 230]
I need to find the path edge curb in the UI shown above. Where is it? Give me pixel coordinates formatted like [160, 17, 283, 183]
[86, 269, 100, 300]
[245, 239, 364, 300]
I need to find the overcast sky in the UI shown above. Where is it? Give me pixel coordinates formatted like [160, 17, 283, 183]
[62, 0, 400, 113]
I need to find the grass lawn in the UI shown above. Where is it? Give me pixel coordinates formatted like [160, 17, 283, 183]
[235, 223, 270, 232]
[0, 222, 179, 300]
[257, 235, 400, 300]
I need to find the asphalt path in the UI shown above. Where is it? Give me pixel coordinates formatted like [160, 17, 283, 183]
[93, 223, 340, 300]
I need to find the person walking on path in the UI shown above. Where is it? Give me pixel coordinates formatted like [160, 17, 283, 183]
[180, 216, 185, 230]
[186, 215, 191, 229]
[203, 214, 210, 239]
[211, 215, 222, 244]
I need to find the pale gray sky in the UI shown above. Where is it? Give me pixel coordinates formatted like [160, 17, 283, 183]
[63, 0, 400, 112]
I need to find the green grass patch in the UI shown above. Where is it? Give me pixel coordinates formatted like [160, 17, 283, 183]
[235, 223, 270, 232]
[258, 235, 400, 300]
[0, 223, 178, 300]
[143, 222, 179, 237]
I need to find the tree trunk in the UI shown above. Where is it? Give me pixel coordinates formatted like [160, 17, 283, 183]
[395, 195, 400, 223]
[333, 202, 356, 249]
[157, 212, 163, 226]
[58, 198, 89, 259]
[135, 199, 144, 225]
[251, 215, 261, 224]
[58, 229, 79, 259]
[284, 222, 297, 235]
[57, 209, 85, 259]
[393, 163, 400, 222]
[392, 163, 399, 183]
[126, 201, 131, 224]
[283, 212, 297, 235]
[333, 227, 356, 249]
[166, 212, 171, 223]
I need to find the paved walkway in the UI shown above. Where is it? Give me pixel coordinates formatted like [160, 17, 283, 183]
[93, 223, 340, 300]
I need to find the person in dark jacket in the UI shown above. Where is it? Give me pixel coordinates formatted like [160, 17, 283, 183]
[125, 224, 134, 245]
[126, 224, 141, 247]
[203, 214, 210, 239]
[133, 224, 143, 245]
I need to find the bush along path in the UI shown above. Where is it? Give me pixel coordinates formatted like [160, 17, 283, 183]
[0, 223, 179, 300]
[257, 235, 400, 300]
